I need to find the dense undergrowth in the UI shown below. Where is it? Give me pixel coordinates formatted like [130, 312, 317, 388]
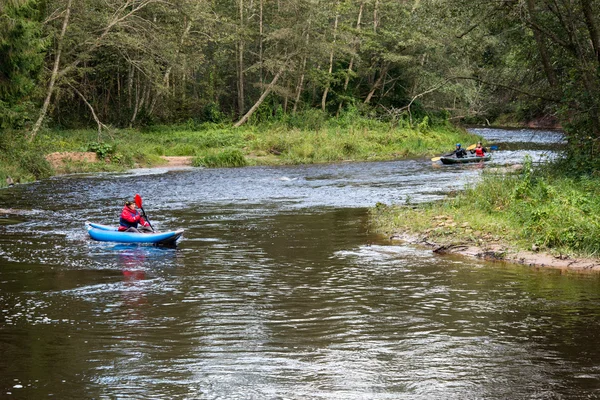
[0, 111, 478, 187]
[370, 157, 600, 258]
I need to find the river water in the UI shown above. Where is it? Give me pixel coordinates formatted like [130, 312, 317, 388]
[2, 128, 599, 399]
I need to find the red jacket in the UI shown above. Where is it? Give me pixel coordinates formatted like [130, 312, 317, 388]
[118, 206, 149, 231]
[475, 146, 485, 157]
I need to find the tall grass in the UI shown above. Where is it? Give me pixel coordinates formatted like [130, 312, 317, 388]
[0, 130, 53, 185]
[370, 158, 600, 257]
[457, 160, 600, 255]
[193, 149, 247, 168]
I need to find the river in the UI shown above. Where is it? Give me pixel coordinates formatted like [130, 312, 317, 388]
[2, 128, 599, 399]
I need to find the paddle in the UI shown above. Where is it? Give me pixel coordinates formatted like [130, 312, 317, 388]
[134, 193, 155, 232]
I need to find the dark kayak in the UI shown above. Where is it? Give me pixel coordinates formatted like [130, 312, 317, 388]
[440, 154, 492, 164]
[86, 222, 184, 245]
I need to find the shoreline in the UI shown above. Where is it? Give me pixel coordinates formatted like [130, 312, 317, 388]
[391, 233, 600, 272]
[45, 152, 193, 170]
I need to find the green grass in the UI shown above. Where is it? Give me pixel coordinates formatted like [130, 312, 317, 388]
[0, 113, 480, 187]
[370, 158, 600, 258]
[193, 149, 248, 168]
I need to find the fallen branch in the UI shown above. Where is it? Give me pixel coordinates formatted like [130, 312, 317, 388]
[234, 68, 284, 128]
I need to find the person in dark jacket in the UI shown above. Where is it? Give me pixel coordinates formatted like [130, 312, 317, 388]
[119, 201, 152, 233]
[447, 143, 467, 158]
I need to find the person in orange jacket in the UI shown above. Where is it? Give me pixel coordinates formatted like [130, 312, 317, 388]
[118, 201, 153, 233]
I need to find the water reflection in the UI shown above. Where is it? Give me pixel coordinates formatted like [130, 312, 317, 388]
[117, 247, 149, 311]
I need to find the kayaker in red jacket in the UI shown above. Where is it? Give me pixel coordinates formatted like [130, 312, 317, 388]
[119, 201, 152, 233]
[473, 142, 487, 157]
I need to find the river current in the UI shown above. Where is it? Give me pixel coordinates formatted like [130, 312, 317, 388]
[2, 128, 599, 399]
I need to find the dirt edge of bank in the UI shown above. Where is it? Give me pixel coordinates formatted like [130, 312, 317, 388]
[391, 233, 600, 272]
[45, 152, 193, 170]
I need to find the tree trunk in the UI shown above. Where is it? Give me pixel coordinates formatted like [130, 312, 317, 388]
[149, 18, 192, 114]
[237, 0, 246, 115]
[293, 29, 310, 114]
[234, 69, 284, 127]
[29, 0, 72, 141]
[259, 0, 264, 86]
[128, 64, 134, 109]
[68, 83, 108, 139]
[163, 19, 192, 89]
[364, 63, 388, 104]
[321, 1, 340, 112]
[373, 0, 379, 33]
[580, 0, 600, 63]
[338, 1, 364, 115]
[526, 0, 558, 87]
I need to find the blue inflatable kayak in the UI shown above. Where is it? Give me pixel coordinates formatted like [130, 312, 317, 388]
[86, 222, 184, 245]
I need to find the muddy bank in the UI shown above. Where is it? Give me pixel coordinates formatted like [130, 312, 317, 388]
[391, 233, 600, 272]
[45, 152, 193, 171]
[160, 156, 193, 166]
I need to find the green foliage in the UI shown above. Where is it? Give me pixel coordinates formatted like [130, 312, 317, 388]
[201, 102, 226, 123]
[0, 0, 46, 129]
[448, 162, 600, 256]
[417, 116, 430, 132]
[549, 127, 600, 176]
[0, 129, 51, 184]
[86, 142, 115, 160]
[193, 149, 247, 168]
[17, 150, 52, 179]
[284, 109, 327, 131]
[511, 156, 534, 200]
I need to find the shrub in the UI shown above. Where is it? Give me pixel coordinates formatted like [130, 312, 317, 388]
[193, 149, 247, 168]
[86, 142, 115, 159]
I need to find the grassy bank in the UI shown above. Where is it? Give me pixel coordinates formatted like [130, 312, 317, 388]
[0, 114, 479, 187]
[370, 158, 600, 258]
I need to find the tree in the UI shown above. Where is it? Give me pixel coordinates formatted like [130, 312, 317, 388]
[0, 0, 45, 129]
[29, 0, 171, 139]
[432, 0, 600, 158]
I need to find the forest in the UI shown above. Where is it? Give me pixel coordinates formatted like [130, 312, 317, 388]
[1, 0, 600, 170]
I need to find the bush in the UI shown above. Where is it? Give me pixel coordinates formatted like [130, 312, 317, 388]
[18, 151, 52, 179]
[87, 142, 115, 159]
[193, 149, 247, 168]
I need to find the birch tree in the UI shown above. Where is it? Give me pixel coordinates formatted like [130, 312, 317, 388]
[29, 0, 165, 139]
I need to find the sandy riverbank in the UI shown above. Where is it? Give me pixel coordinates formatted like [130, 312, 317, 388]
[45, 152, 193, 170]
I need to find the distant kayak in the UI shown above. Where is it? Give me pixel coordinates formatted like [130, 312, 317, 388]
[440, 154, 492, 164]
[86, 222, 184, 246]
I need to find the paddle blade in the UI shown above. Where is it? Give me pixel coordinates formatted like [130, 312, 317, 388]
[490, 145, 498, 151]
[134, 193, 142, 208]
[466, 144, 476, 151]
[431, 157, 441, 162]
